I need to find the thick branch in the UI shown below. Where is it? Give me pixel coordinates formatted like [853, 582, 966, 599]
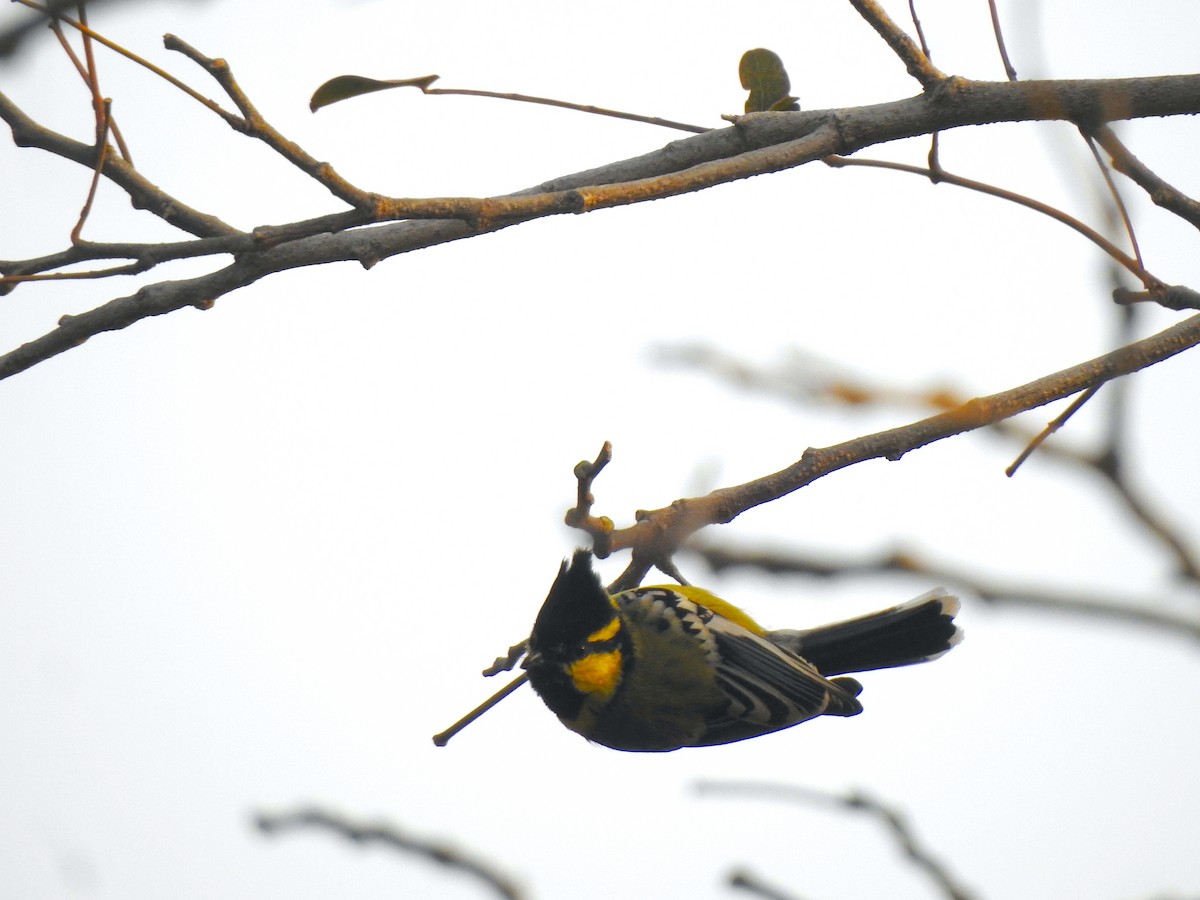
[4, 75, 1200, 378]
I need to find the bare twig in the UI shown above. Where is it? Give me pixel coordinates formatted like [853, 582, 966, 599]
[729, 869, 808, 900]
[690, 543, 1200, 642]
[481, 640, 529, 677]
[607, 551, 655, 595]
[907, 0, 932, 60]
[5, 63, 1200, 369]
[1006, 385, 1100, 477]
[563, 441, 615, 554]
[1106, 463, 1200, 582]
[988, 0, 1019, 81]
[1081, 131, 1145, 273]
[69, 96, 112, 243]
[1113, 285, 1200, 311]
[823, 155, 1164, 288]
[848, 0, 947, 88]
[255, 807, 522, 900]
[48, 12, 132, 163]
[904, 1, 943, 175]
[431, 673, 529, 748]
[424, 85, 710, 134]
[663, 346, 1200, 584]
[0, 90, 240, 244]
[0, 234, 250, 286]
[1092, 124, 1200, 232]
[13, 0, 241, 124]
[599, 313, 1200, 561]
[163, 34, 372, 208]
[697, 781, 975, 900]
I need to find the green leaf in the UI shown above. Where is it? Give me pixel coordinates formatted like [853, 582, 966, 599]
[738, 48, 799, 113]
[309, 74, 440, 112]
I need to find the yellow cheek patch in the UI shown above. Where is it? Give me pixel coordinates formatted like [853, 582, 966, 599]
[586, 618, 621, 644]
[568, 649, 623, 698]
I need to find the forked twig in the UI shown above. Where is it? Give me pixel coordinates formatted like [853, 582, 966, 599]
[697, 781, 975, 900]
[564, 441, 616, 555]
[255, 807, 522, 900]
[13, 0, 240, 123]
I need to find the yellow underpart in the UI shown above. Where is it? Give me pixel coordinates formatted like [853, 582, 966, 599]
[643, 584, 767, 635]
[586, 617, 621, 644]
[568, 648, 623, 698]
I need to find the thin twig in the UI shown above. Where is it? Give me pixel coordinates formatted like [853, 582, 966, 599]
[48, 12, 132, 162]
[1081, 130, 1145, 272]
[1107, 463, 1200, 582]
[697, 781, 975, 900]
[431, 673, 529, 747]
[1006, 385, 1100, 477]
[481, 640, 529, 677]
[0, 90, 241, 242]
[162, 35, 372, 207]
[68, 96, 111, 242]
[905, 0, 942, 174]
[823, 155, 1164, 288]
[907, 0, 932, 59]
[255, 807, 522, 900]
[563, 441, 615, 552]
[729, 869, 808, 900]
[607, 553, 655, 595]
[1112, 284, 1200, 311]
[690, 543, 1200, 641]
[847, 0, 946, 88]
[425, 86, 709, 134]
[988, 0, 1019, 80]
[1092, 124, 1200, 232]
[13, 0, 241, 124]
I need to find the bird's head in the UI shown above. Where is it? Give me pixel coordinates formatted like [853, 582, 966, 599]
[523, 550, 629, 718]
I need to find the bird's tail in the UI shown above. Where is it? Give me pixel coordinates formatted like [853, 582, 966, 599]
[768, 588, 962, 676]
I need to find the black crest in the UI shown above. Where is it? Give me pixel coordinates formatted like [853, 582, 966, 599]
[529, 549, 613, 654]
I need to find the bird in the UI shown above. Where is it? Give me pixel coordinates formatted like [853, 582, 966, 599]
[521, 549, 962, 751]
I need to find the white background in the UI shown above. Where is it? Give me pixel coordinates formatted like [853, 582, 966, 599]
[2, 1, 1199, 898]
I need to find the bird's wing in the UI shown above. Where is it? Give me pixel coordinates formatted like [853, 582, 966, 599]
[698, 616, 862, 746]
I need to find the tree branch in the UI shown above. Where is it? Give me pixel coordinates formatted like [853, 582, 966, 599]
[660, 343, 1200, 583]
[847, 0, 947, 89]
[255, 807, 522, 900]
[0, 89, 240, 242]
[599, 314, 1200, 558]
[690, 542, 1200, 642]
[5, 73, 1200, 376]
[1092, 124, 1200, 232]
[697, 781, 975, 900]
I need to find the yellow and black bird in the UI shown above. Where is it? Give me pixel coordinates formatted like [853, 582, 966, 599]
[522, 549, 962, 752]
